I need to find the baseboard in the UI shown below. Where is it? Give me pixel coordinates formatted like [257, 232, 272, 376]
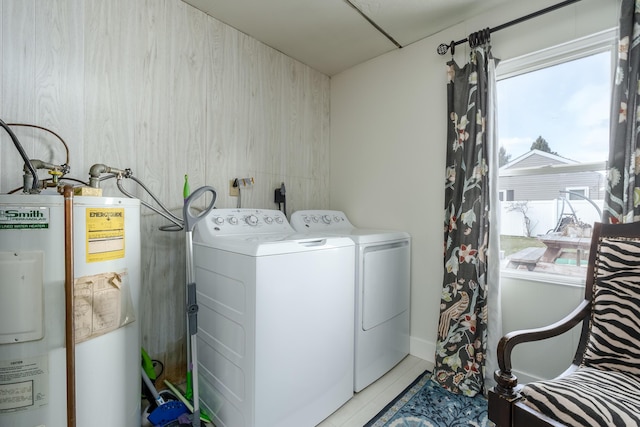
[409, 336, 435, 364]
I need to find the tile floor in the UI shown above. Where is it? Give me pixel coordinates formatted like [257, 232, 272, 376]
[148, 355, 433, 427]
[317, 355, 433, 427]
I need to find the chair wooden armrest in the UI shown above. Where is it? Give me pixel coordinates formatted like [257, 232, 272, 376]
[495, 299, 591, 389]
[488, 299, 591, 426]
[489, 222, 640, 427]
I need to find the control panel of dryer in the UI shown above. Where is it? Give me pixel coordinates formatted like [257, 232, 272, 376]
[195, 208, 294, 238]
[290, 210, 353, 231]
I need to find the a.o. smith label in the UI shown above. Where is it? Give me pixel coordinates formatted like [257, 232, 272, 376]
[0, 207, 49, 230]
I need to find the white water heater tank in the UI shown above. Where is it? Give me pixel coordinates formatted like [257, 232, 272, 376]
[0, 194, 141, 427]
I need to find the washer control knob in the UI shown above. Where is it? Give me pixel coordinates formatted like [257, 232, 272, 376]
[246, 215, 258, 226]
[321, 215, 331, 224]
[303, 215, 311, 224]
[264, 216, 273, 224]
[334, 215, 341, 222]
[213, 216, 224, 225]
[275, 216, 284, 224]
[228, 216, 238, 225]
[311, 216, 319, 223]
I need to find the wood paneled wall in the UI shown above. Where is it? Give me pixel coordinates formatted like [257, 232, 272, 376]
[0, 0, 330, 382]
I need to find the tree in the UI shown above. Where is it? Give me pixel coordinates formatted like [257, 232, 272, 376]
[506, 201, 537, 237]
[530, 136, 558, 155]
[499, 146, 511, 167]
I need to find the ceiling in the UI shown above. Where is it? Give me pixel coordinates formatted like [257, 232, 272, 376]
[181, 0, 513, 76]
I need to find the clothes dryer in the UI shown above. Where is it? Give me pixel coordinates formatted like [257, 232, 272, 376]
[193, 209, 355, 427]
[290, 210, 410, 392]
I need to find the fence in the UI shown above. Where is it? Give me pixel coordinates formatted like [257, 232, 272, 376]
[500, 199, 604, 237]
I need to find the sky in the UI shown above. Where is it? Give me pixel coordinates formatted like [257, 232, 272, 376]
[496, 51, 611, 164]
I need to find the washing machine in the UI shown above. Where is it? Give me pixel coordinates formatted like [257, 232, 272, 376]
[192, 208, 355, 427]
[290, 210, 410, 392]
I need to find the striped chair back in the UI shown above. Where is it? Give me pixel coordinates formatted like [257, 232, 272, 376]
[582, 234, 640, 375]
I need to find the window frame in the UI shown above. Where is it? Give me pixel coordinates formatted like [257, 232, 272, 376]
[497, 28, 617, 286]
[499, 189, 515, 202]
[565, 186, 589, 200]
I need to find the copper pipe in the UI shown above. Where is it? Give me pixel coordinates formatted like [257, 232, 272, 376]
[63, 185, 76, 427]
[7, 122, 71, 166]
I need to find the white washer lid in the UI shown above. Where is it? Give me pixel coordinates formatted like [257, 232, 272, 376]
[194, 232, 354, 256]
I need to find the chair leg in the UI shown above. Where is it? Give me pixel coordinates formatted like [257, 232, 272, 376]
[488, 387, 519, 427]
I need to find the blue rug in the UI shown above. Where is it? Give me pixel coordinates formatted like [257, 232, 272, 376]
[364, 371, 492, 427]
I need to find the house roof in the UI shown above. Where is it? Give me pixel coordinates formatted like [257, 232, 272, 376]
[500, 149, 579, 170]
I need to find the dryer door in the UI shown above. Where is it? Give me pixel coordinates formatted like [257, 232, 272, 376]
[361, 240, 410, 330]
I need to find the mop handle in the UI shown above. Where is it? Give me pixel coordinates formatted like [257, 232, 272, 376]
[182, 185, 215, 427]
[141, 368, 165, 406]
[183, 186, 217, 232]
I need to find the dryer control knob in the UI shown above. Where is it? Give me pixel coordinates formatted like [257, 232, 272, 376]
[302, 215, 311, 223]
[321, 215, 331, 224]
[275, 216, 284, 224]
[311, 216, 319, 223]
[264, 216, 273, 224]
[228, 216, 238, 225]
[246, 215, 258, 226]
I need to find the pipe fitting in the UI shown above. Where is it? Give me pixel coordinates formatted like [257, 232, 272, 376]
[88, 163, 127, 188]
[22, 159, 71, 193]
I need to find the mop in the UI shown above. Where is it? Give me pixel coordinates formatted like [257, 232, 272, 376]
[182, 185, 217, 427]
[142, 368, 190, 427]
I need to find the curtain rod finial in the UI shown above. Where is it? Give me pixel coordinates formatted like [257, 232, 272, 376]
[437, 43, 449, 55]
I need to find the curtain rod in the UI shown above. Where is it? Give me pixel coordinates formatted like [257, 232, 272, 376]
[437, 0, 582, 55]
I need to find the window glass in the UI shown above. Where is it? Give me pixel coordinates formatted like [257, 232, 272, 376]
[566, 187, 588, 200]
[497, 34, 613, 282]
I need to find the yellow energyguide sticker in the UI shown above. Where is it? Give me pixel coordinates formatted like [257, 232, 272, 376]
[85, 208, 125, 262]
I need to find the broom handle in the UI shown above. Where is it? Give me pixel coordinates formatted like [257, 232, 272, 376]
[141, 368, 165, 406]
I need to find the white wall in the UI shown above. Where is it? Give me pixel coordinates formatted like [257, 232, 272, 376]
[0, 0, 331, 382]
[500, 274, 585, 382]
[330, 0, 620, 380]
[1, 0, 622, 387]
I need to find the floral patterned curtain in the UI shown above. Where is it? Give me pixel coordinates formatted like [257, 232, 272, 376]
[604, 0, 640, 223]
[434, 47, 496, 397]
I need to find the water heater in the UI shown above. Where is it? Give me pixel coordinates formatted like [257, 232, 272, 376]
[0, 194, 141, 427]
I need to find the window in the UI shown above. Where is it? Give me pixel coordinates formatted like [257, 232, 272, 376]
[497, 29, 615, 283]
[565, 187, 589, 200]
[499, 190, 515, 202]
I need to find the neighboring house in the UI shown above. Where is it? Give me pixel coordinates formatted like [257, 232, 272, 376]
[498, 149, 605, 202]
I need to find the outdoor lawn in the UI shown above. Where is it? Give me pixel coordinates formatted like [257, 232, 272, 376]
[500, 235, 545, 257]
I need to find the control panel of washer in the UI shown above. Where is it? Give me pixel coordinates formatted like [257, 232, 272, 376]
[195, 208, 294, 238]
[290, 210, 353, 231]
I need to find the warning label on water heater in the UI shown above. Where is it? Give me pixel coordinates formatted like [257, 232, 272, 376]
[0, 355, 48, 413]
[86, 208, 125, 263]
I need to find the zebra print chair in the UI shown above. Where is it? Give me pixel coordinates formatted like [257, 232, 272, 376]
[488, 221, 640, 427]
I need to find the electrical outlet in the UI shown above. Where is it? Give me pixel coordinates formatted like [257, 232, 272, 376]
[229, 180, 239, 197]
[274, 188, 285, 203]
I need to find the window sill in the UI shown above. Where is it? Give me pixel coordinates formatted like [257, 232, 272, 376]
[500, 268, 586, 288]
